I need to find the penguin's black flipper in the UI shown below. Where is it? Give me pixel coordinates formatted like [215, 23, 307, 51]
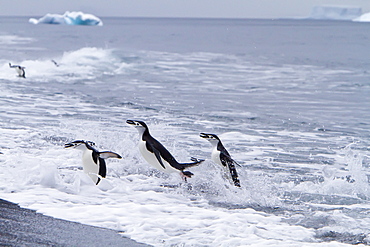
[152, 146, 167, 170]
[98, 158, 107, 179]
[99, 151, 122, 159]
[144, 140, 168, 170]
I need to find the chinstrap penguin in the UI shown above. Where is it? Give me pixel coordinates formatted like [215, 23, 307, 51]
[51, 60, 59, 67]
[126, 120, 204, 180]
[9, 63, 26, 78]
[65, 140, 122, 185]
[200, 133, 241, 187]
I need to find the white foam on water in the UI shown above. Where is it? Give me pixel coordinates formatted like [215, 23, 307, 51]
[1, 117, 368, 246]
[0, 47, 125, 82]
[0, 34, 35, 45]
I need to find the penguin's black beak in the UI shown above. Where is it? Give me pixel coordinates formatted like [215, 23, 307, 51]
[200, 133, 210, 139]
[65, 140, 85, 148]
[126, 119, 135, 125]
[64, 143, 75, 148]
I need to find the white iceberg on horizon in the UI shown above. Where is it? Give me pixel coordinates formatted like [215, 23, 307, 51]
[308, 5, 362, 20]
[29, 11, 103, 26]
[353, 12, 370, 22]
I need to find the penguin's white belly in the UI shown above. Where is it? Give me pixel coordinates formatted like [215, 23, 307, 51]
[211, 148, 233, 182]
[82, 150, 99, 183]
[138, 140, 179, 174]
[16, 68, 22, 75]
[211, 149, 223, 167]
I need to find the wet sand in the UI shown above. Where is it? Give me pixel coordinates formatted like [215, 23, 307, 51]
[0, 199, 149, 246]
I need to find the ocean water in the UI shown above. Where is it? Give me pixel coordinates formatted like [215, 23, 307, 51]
[0, 16, 370, 246]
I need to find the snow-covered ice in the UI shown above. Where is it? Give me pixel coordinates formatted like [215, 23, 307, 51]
[308, 5, 362, 20]
[353, 12, 370, 22]
[29, 11, 103, 26]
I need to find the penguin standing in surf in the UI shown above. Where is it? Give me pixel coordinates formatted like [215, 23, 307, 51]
[9, 63, 26, 78]
[126, 120, 204, 181]
[65, 140, 122, 185]
[200, 133, 241, 187]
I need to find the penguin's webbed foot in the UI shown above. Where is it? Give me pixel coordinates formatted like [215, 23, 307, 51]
[181, 171, 194, 182]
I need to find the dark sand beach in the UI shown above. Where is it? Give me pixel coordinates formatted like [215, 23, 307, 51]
[0, 199, 149, 246]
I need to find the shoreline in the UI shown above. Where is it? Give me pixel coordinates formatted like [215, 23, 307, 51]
[0, 198, 150, 246]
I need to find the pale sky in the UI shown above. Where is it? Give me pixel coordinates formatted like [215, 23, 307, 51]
[0, 0, 370, 19]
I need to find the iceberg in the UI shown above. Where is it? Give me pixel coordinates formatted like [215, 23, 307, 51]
[308, 5, 362, 20]
[353, 12, 370, 22]
[29, 11, 103, 26]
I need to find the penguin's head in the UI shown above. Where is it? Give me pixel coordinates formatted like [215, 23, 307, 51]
[126, 120, 149, 132]
[200, 133, 220, 144]
[64, 140, 95, 150]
